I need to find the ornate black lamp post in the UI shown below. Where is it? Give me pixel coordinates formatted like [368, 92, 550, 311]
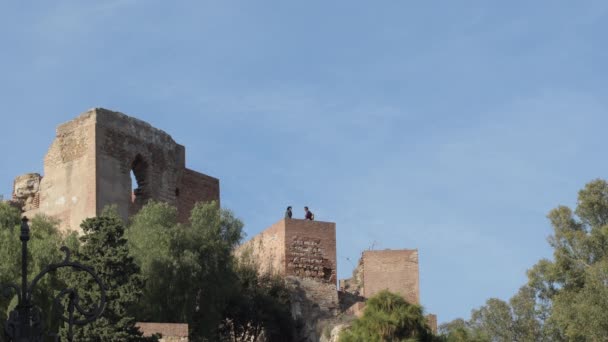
[2, 217, 107, 342]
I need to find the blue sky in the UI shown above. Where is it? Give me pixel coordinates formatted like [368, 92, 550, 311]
[1, 1, 608, 324]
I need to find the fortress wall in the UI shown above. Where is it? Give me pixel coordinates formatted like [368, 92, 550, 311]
[284, 219, 337, 284]
[235, 219, 286, 275]
[38, 113, 97, 232]
[177, 168, 220, 222]
[94, 109, 186, 221]
[362, 249, 420, 304]
[12, 108, 219, 232]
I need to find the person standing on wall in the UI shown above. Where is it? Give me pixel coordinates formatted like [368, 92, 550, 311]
[304, 206, 314, 220]
[285, 206, 293, 219]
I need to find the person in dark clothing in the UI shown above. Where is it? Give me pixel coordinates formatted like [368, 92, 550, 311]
[285, 206, 292, 219]
[304, 206, 314, 220]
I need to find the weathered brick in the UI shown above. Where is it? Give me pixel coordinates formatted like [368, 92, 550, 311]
[236, 218, 337, 284]
[362, 249, 420, 304]
[11, 108, 219, 232]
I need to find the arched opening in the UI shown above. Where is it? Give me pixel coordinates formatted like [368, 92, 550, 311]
[130, 154, 149, 213]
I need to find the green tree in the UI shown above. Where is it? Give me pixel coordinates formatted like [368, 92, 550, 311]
[125, 202, 177, 322]
[438, 318, 488, 342]
[469, 298, 513, 341]
[442, 179, 608, 341]
[219, 258, 295, 342]
[0, 203, 72, 341]
[463, 286, 543, 342]
[526, 179, 608, 340]
[127, 201, 244, 341]
[339, 290, 436, 342]
[61, 215, 147, 341]
[0, 201, 20, 230]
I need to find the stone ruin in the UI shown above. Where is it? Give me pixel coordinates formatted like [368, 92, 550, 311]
[340, 249, 420, 304]
[9, 108, 219, 232]
[6, 109, 437, 340]
[236, 219, 340, 340]
[237, 219, 438, 340]
[339, 249, 437, 334]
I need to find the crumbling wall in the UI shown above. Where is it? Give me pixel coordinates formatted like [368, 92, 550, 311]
[286, 276, 339, 342]
[235, 219, 339, 342]
[12, 173, 42, 213]
[94, 108, 187, 222]
[284, 219, 337, 284]
[38, 113, 98, 231]
[12, 108, 220, 232]
[339, 257, 363, 296]
[236, 218, 337, 284]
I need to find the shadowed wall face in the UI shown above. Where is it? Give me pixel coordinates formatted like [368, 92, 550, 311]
[12, 108, 219, 232]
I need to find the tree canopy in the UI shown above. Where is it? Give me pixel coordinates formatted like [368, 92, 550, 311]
[440, 178, 608, 341]
[0, 203, 75, 342]
[126, 200, 245, 340]
[339, 290, 437, 342]
[0, 200, 296, 341]
[126, 200, 297, 341]
[218, 257, 295, 342]
[60, 214, 149, 341]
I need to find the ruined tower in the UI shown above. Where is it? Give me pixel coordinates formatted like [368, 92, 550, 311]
[237, 218, 337, 284]
[339, 249, 420, 304]
[12, 108, 219, 232]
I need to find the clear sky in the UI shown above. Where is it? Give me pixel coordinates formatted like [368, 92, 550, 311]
[1, 1, 608, 324]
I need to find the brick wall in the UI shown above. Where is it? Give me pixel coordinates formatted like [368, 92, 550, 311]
[13, 108, 220, 232]
[284, 219, 337, 284]
[362, 249, 420, 304]
[426, 314, 438, 334]
[237, 219, 337, 285]
[177, 168, 220, 222]
[235, 219, 286, 275]
[95, 108, 186, 222]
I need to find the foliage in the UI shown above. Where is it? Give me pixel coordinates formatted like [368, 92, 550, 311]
[339, 290, 437, 342]
[0, 203, 71, 341]
[125, 202, 177, 322]
[457, 286, 543, 342]
[0, 202, 20, 231]
[438, 318, 487, 342]
[218, 257, 295, 342]
[527, 179, 608, 340]
[127, 201, 244, 341]
[0, 199, 300, 341]
[60, 215, 149, 341]
[441, 179, 608, 341]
